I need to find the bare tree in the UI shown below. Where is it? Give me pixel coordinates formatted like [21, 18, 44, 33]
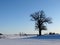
[30, 10, 52, 36]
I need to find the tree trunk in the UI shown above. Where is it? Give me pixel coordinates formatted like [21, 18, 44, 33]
[39, 28, 41, 36]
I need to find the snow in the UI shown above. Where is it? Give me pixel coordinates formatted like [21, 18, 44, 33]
[0, 35, 60, 45]
[26, 35, 60, 39]
[0, 39, 60, 45]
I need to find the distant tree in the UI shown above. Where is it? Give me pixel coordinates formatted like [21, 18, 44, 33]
[0, 33, 3, 39]
[30, 10, 52, 36]
[0, 33, 3, 35]
[49, 32, 55, 35]
[49, 32, 52, 35]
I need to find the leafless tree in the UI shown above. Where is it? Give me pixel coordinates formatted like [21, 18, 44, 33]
[30, 10, 52, 36]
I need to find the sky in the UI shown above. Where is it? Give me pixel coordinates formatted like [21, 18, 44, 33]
[0, 0, 60, 34]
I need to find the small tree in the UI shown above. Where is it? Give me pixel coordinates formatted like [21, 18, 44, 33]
[30, 10, 52, 36]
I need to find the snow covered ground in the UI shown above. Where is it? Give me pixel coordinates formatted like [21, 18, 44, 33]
[26, 35, 60, 39]
[0, 39, 60, 45]
[0, 34, 60, 45]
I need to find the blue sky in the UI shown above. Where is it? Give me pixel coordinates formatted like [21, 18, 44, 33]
[0, 0, 60, 34]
